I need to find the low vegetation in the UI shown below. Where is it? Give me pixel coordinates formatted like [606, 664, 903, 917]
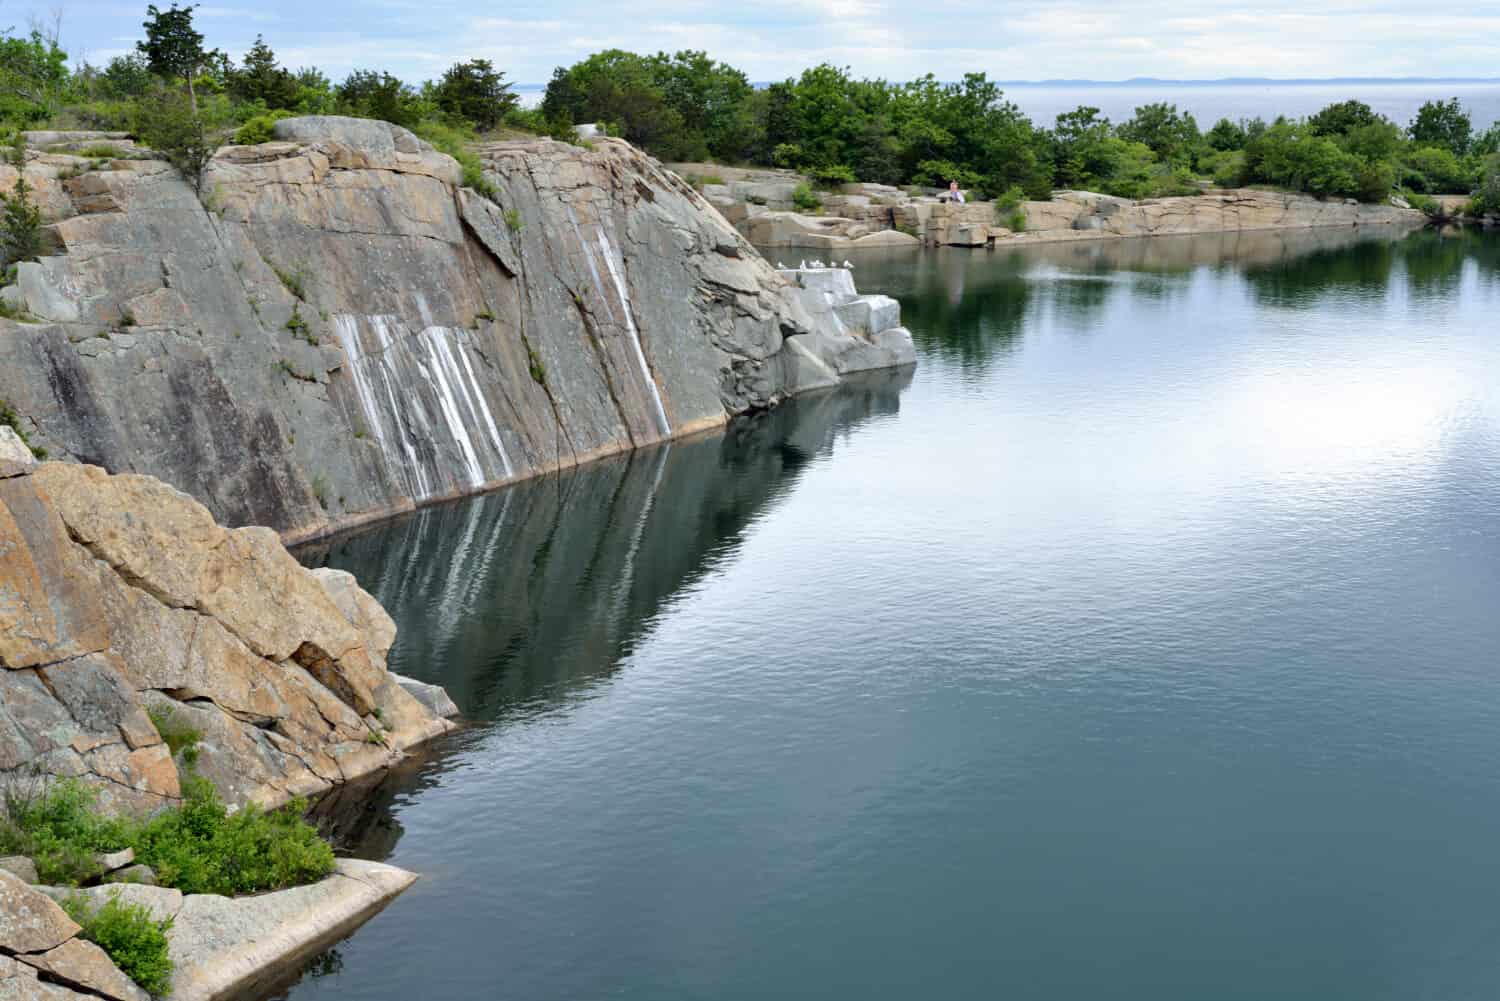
[0, 774, 335, 894]
[61, 893, 174, 997]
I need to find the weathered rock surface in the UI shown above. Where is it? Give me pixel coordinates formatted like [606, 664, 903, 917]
[0, 871, 80, 955]
[776, 268, 916, 378]
[0, 118, 912, 541]
[18, 862, 418, 1001]
[17, 939, 148, 1001]
[0, 857, 38, 884]
[165, 859, 417, 1001]
[700, 163, 1429, 249]
[0, 457, 454, 811]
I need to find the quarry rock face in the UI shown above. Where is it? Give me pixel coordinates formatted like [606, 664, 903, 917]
[0, 458, 454, 813]
[0, 119, 913, 542]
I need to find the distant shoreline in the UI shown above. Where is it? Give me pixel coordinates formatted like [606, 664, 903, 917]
[515, 76, 1500, 93]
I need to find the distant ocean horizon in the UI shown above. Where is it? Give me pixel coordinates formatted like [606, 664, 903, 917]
[514, 77, 1500, 130]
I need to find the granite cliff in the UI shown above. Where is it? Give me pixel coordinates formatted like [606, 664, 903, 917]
[0, 118, 913, 542]
[0, 427, 454, 813]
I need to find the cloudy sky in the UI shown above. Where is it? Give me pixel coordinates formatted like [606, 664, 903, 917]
[19, 0, 1500, 85]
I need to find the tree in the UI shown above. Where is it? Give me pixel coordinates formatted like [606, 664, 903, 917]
[229, 35, 298, 110]
[1307, 100, 1381, 137]
[137, 4, 215, 112]
[1408, 98, 1472, 156]
[1117, 102, 1199, 167]
[0, 29, 69, 122]
[1, 134, 43, 270]
[432, 59, 517, 131]
[1204, 117, 1247, 151]
[336, 70, 421, 127]
[132, 90, 218, 191]
[1051, 106, 1114, 187]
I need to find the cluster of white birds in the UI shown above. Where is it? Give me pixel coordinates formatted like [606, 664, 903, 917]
[776, 260, 855, 270]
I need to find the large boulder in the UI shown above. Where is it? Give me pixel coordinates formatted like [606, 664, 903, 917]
[0, 458, 456, 810]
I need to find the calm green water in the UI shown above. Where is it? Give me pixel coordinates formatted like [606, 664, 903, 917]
[289, 225, 1500, 1001]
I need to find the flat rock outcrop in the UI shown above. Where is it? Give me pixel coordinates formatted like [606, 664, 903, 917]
[0, 119, 912, 541]
[698, 166, 1428, 249]
[0, 453, 454, 812]
[5, 861, 418, 1001]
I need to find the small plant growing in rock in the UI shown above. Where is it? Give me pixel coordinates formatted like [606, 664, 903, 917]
[0, 399, 46, 458]
[272, 265, 306, 300]
[791, 183, 821, 213]
[503, 208, 523, 233]
[61, 893, 174, 997]
[285, 304, 316, 344]
[310, 473, 329, 508]
[526, 342, 547, 386]
[1, 133, 43, 271]
[147, 706, 202, 766]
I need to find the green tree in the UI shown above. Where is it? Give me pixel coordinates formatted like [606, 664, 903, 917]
[229, 35, 298, 110]
[137, 4, 216, 112]
[132, 90, 219, 191]
[0, 29, 69, 123]
[1307, 99, 1382, 136]
[1117, 102, 1199, 167]
[433, 58, 517, 131]
[1408, 98, 1472, 156]
[1204, 117, 1247, 151]
[336, 69, 423, 127]
[1, 133, 43, 270]
[1051, 106, 1114, 187]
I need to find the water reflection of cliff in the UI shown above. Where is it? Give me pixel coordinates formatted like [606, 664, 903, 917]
[297, 368, 911, 725]
[846, 225, 1496, 373]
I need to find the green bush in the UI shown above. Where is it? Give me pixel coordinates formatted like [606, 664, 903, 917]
[1, 774, 334, 895]
[1400, 189, 1439, 216]
[132, 776, 334, 896]
[1470, 165, 1500, 216]
[791, 182, 821, 212]
[413, 120, 498, 200]
[1403, 145, 1471, 193]
[62, 894, 173, 997]
[0, 778, 134, 885]
[233, 109, 291, 145]
[808, 163, 856, 188]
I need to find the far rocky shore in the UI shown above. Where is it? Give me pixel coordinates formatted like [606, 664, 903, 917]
[672, 162, 1458, 251]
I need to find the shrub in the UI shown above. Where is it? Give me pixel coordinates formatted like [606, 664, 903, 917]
[0, 777, 134, 885]
[1403, 145, 1471, 194]
[1400, 189, 1439, 216]
[233, 110, 291, 145]
[1470, 165, 1500, 216]
[62, 894, 173, 997]
[808, 163, 856, 188]
[791, 182, 821, 212]
[132, 92, 219, 192]
[414, 120, 498, 200]
[132, 776, 334, 896]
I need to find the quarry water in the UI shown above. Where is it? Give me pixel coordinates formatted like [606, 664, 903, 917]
[290, 225, 1500, 1001]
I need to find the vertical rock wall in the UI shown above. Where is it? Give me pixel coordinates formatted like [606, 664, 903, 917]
[0, 119, 914, 541]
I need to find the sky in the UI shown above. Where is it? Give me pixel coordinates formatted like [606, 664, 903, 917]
[14, 0, 1500, 86]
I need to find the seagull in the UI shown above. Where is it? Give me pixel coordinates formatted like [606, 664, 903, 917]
[776, 261, 787, 269]
[842, 260, 853, 268]
[800, 259, 807, 269]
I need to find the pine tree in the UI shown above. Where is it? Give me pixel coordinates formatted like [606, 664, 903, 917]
[1, 134, 43, 271]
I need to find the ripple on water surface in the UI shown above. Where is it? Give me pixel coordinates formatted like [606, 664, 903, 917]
[288, 226, 1500, 1001]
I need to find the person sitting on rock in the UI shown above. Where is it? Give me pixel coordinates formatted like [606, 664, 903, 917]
[944, 180, 966, 205]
